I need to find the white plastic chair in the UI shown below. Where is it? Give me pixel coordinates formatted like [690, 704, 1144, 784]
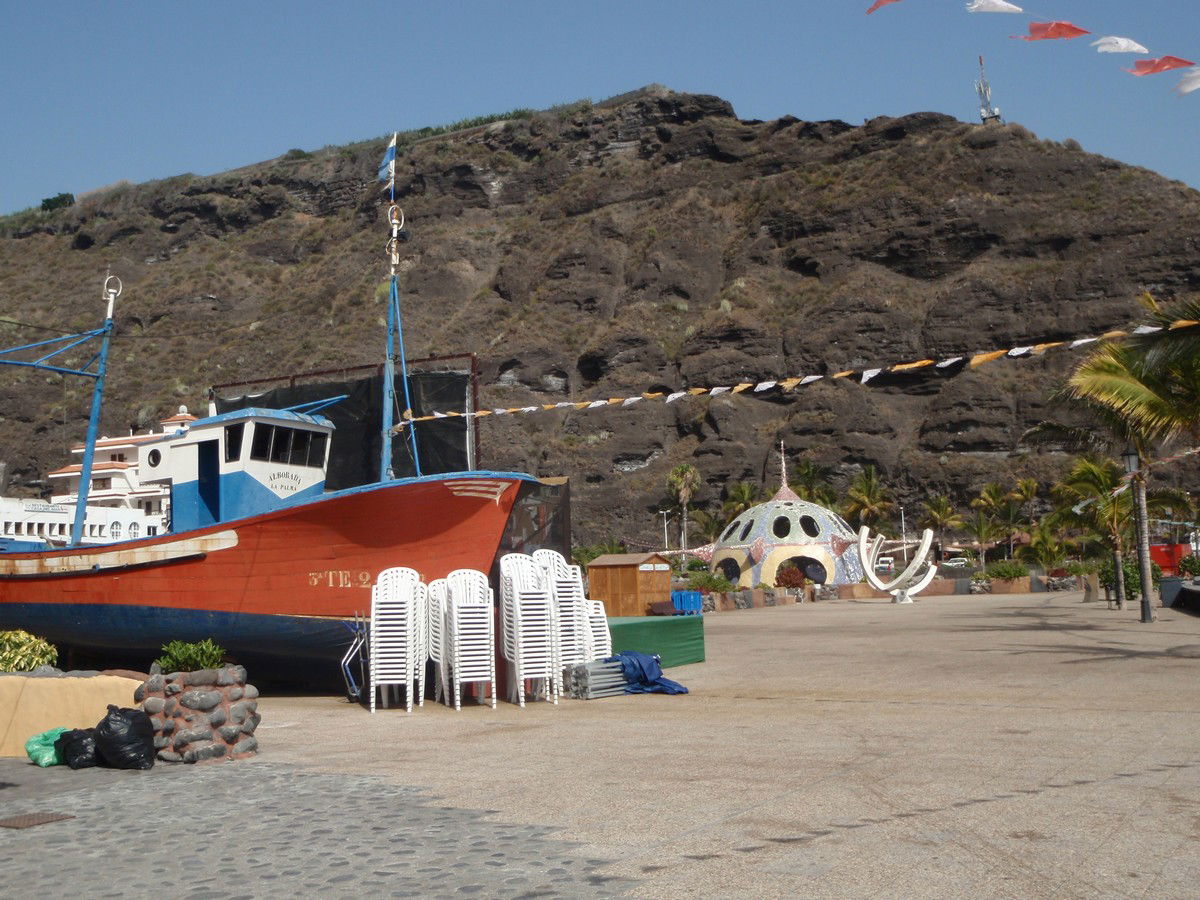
[533, 549, 592, 668]
[427, 578, 450, 706]
[444, 568, 497, 710]
[587, 599, 612, 660]
[369, 566, 426, 714]
[499, 553, 561, 707]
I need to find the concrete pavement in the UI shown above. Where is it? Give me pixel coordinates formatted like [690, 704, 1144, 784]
[3, 590, 1199, 897]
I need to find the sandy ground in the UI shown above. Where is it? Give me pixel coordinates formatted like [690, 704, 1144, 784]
[251, 590, 1200, 898]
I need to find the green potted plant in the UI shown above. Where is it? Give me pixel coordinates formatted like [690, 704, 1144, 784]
[135, 638, 260, 764]
[1177, 555, 1200, 583]
[986, 560, 1031, 594]
[0, 629, 58, 672]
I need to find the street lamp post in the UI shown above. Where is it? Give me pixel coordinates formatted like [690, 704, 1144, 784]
[1122, 444, 1156, 624]
[658, 510, 671, 551]
[900, 504, 909, 564]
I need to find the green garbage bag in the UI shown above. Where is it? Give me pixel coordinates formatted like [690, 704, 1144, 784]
[25, 727, 69, 767]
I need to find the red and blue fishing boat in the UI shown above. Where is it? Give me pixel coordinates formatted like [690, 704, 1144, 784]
[0, 203, 568, 667]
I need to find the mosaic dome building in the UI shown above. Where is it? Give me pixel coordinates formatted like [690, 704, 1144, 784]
[708, 482, 865, 590]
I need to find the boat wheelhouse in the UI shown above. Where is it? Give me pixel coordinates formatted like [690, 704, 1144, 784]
[138, 406, 334, 530]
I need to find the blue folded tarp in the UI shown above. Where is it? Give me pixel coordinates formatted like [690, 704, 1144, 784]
[605, 650, 688, 694]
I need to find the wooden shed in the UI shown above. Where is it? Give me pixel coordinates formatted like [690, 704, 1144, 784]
[586, 552, 672, 617]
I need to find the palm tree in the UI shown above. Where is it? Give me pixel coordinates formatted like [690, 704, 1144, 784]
[667, 463, 700, 552]
[721, 481, 761, 521]
[994, 500, 1027, 560]
[918, 494, 963, 562]
[1009, 477, 1039, 525]
[1017, 520, 1069, 572]
[789, 460, 837, 507]
[1053, 457, 1136, 609]
[1124, 292, 1200, 389]
[1065, 341, 1200, 445]
[689, 507, 726, 544]
[571, 537, 626, 567]
[842, 465, 895, 530]
[1060, 340, 1200, 613]
[971, 482, 1010, 516]
[963, 510, 1001, 569]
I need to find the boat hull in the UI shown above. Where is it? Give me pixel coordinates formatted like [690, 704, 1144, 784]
[0, 472, 564, 664]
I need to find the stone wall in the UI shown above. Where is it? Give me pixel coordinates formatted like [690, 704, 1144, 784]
[134, 665, 259, 764]
[700, 586, 808, 613]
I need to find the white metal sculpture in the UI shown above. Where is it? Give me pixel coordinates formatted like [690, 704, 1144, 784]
[858, 526, 938, 604]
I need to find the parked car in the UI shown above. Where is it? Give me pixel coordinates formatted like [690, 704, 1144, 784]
[942, 557, 971, 568]
[874, 556, 895, 574]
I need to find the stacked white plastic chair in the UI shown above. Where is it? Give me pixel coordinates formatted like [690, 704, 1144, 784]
[426, 578, 450, 706]
[499, 553, 560, 707]
[369, 566, 426, 714]
[444, 568, 498, 710]
[587, 599, 613, 660]
[532, 549, 593, 668]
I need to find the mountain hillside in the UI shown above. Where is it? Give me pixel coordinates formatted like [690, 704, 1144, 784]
[3, 85, 1199, 544]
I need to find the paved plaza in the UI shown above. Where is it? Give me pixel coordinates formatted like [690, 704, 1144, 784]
[3, 590, 1199, 897]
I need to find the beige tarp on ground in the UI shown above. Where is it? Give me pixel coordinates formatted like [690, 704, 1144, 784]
[0, 675, 140, 757]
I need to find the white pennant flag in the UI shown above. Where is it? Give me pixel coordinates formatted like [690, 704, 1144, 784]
[1068, 338, 1099, 349]
[1132, 325, 1162, 335]
[665, 391, 687, 404]
[861, 368, 882, 384]
[1091, 36, 1149, 54]
[710, 386, 731, 396]
[799, 375, 823, 385]
[753, 380, 777, 392]
[1177, 68, 1200, 96]
[936, 357, 964, 368]
[966, 0, 1023, 12]
[621, 396, 644, 407]
[586, 400, 608, 409]
[1007, 346, 1033, 358]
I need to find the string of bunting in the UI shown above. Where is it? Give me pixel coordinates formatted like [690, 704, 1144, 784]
[394, 317, 1200, 431]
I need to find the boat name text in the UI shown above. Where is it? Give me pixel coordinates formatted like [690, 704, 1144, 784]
[308, 569, 372, 588]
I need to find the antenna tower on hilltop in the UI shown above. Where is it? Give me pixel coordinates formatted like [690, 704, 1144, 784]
[975, 55, 1001, 124]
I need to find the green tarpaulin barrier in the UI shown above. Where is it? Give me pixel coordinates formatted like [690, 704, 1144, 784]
[607, 616, 705, 669]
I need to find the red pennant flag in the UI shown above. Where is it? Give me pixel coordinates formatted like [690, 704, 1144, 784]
[1126, 56, 1195, 76]
[1019, 21, 1090, 41]
[866, 0, 901, 13]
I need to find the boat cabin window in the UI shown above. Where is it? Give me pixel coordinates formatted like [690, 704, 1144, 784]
[224, 423, 245, 462]
[269, 428, 292, 464]
[248, 423, 327, 468]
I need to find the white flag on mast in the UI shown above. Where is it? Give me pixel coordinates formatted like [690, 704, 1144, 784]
[378, 132, 397, 190]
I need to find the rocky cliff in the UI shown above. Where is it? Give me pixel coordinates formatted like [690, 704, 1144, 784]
[3, 85, 1199, 544]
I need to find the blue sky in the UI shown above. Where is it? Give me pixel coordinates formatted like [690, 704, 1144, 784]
[1, 1, 1197, 214]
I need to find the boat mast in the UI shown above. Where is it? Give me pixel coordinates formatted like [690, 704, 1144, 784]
[70, 276, 120, 545]
[0, 275, 119, 546]
[381, 203, 422, 481]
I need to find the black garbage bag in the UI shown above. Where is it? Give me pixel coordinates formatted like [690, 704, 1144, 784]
[93, 705, 155, 770]
[53, 727, 100, 770]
